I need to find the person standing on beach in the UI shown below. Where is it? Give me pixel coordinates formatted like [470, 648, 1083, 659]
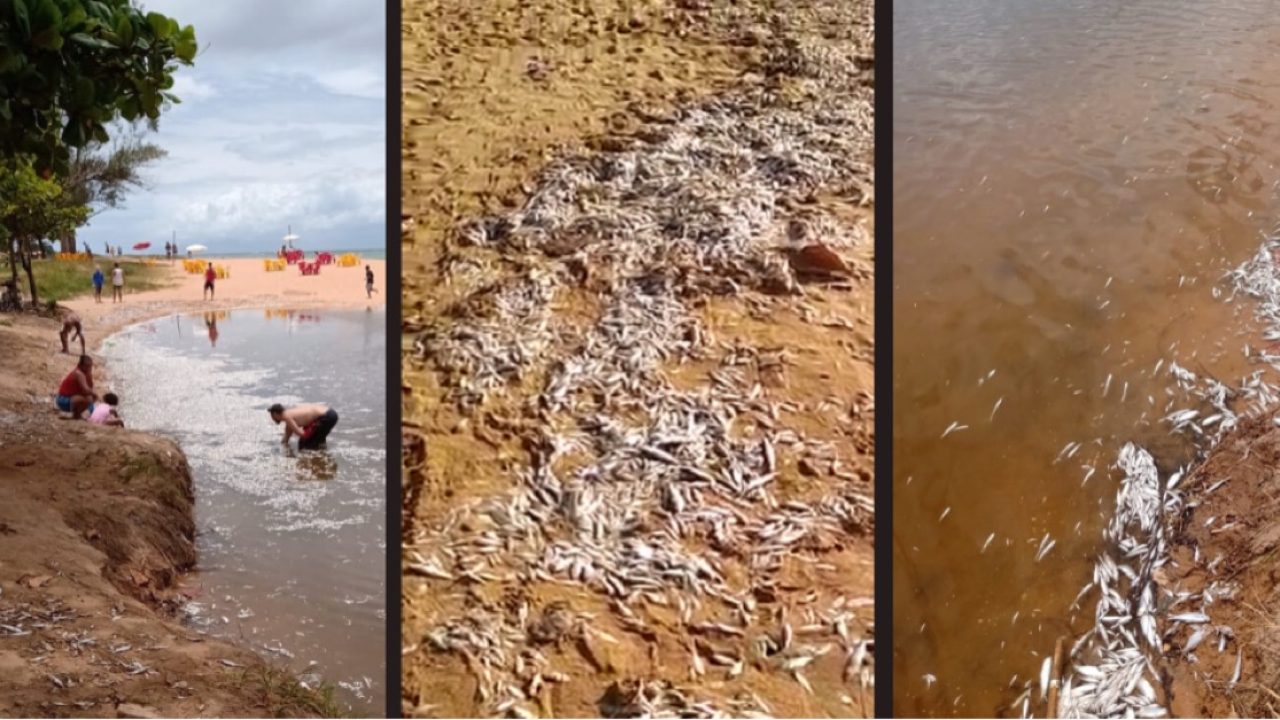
[91, 265, 104, 303]
[111, 262, 124, 303]
[269, 403, 339, 450]
[365, 264, 376, 299]
[59, 312, 84, 354]
[55, 355, 96, 419]
[203, 262, 217, 300]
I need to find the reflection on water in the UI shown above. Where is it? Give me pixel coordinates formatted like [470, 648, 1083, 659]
[102, 308, 386, 715]
[894, 0, 1280, 715]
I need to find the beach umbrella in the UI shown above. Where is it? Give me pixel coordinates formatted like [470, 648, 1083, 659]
[133, 242, 151, 250]
[186, 244, 208, 253]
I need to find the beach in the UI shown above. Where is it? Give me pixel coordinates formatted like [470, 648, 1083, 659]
[64, 257, 386, 341]
[0, 313, 332, 718]
[0, 254, 386, 717]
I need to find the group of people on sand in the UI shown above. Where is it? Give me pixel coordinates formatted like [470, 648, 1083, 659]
[91, 263, 125, 303]
[163, 241, 180, 260]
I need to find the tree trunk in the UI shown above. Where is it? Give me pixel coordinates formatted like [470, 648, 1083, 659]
[59, 228, 77, 254]
[18, 237, 38, 308]
[8, 237, 17, 287]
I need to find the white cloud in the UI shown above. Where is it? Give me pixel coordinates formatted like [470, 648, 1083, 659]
[315, 67, 385, 100]
[78, 1, 385, 253]
[171, 74, 217, 102]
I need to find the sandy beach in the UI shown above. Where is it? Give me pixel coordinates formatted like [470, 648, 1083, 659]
[63, 257, 386, 343]
[401, 1, 873, 717]
[0, 254, 386, 717]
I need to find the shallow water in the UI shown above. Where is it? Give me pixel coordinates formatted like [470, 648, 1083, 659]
[894, 1, 1280, 715]
[103, 308, 386, 714]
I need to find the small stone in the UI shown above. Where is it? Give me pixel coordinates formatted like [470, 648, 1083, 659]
[117, 703, 162, 719]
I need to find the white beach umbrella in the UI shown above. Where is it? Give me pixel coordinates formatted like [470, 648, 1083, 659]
[186, 244, 208, 253]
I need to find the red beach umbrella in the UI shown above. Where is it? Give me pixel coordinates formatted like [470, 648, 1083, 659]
[133, 242, 151, 250]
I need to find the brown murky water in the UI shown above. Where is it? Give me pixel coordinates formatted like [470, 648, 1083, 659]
[893, 1, 1280, 715]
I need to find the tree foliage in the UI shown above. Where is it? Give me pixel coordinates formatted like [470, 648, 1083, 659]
[0, 159, 90, 307]
[0, 0, 196, 174]
[49, 133, 167, 253]
[66, 133, 167, 214]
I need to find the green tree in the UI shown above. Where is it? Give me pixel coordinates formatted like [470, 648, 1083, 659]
[58, 133, 168, 252]
[0, 0, 197, 175]
[0, 159, 90, 308]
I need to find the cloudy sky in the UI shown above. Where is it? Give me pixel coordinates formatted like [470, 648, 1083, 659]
[78, 1, 386, 254]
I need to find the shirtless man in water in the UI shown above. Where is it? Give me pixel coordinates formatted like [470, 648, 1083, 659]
[268, 403, 339, 450]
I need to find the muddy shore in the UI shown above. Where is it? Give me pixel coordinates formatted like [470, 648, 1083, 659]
[0, 311, 336, 718]
[1163, 412, 1280, 718]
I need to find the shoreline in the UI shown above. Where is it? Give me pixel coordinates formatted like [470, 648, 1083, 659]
[1028, 236, 1280, 719]
[0, 253, 384, 716]
[0, 314, 332, 717]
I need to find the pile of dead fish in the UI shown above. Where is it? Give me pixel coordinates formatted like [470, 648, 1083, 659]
[405, 31, 873, 720]
[1052, 443, 1172, 719]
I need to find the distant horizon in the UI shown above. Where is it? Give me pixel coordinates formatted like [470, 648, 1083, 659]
[75, 237, 387, 254]
[70, 243, 386, 256]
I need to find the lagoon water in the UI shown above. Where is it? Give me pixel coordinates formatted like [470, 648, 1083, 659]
[103, 308, 386, 714]
[894, 0, 1280, 715]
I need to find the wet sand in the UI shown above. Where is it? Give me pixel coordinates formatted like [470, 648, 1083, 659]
[893, 0, 1280, 716]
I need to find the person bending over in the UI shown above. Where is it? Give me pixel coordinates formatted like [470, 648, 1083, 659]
[55, 355, 96, 419]
[60, 312, 84, 354]
[268, 403, 339, 450]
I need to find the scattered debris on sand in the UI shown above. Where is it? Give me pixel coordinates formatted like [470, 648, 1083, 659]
[401, 0, 874, 716]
